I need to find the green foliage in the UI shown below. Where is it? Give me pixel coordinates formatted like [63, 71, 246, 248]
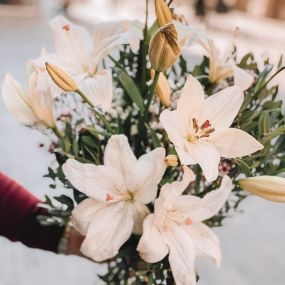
[41, 32, 285, 285]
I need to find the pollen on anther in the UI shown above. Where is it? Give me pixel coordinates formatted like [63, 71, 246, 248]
[106, 194, 113, 202]
[185, 217, 193, 225]
[62, 24, 70, 31]
[201, 120, 211, 129]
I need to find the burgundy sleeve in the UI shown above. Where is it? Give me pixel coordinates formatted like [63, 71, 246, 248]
[0, 172, 64, 252]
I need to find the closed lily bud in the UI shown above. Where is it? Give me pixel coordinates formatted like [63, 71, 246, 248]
[2, 71, 55, 128]
[45, 62, 77, 92]
[155, 0, 172, 27]
[238, 176, 285, 203]
[165, 155, 178, 167]
[149, 24, 180, 72]
[150, 69, 171, 107]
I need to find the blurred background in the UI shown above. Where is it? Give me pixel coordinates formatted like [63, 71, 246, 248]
[0, 0, 285, 284]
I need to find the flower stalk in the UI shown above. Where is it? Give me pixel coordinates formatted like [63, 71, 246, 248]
[76, 90, 112, 132]
[144, 70, 160, 120]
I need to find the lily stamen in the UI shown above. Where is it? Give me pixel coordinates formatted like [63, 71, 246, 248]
[62, 24, 70, 31]
[187, 118, 215, 142]
[192, 118, 199, 132]
[201, 120, 211, 130]
[106, 194, 114, 202]
[185, 217, 193, 225]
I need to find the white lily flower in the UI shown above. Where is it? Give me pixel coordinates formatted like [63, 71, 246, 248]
[1, 70, 55, 128]
[49, 16, 141, 111]
[137, 167, 234, 285]
[27, 48, 64, 98]
[200, 39, 254, 91]
[160, 75, 263, 182]
[62, 135, 166, 261]
[174, 20, 205, 48]
[239, 175, 285, 203]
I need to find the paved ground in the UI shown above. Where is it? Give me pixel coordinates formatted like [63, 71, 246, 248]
[0, 3, 285, 285]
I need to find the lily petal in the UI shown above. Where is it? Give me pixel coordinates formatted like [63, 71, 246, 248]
[160, 109, 188, 145]
[132, 201, 150, 235]
[81, 201, 134, 262]
[175, 144, 197, 165]
[93, 20, 142, 54]
[79, 70, 113, 111]
[185, 142, 220, 182]
[197, 175, 233, 220]
[177, 75, 205, 118]
[200, 86, 243, 129]
[2, 74, 38, 125]
[104, 135, 137, 182]
[50, 16, 93, 71]
[164, 225, 196, 285]
[28, 70, 55, 127]
[128, 148, 166, 204]
[72, 198, 105, 235]
[137, 214, 169, 263]
[186, 222, 221, 266]
[210, 128, 263, 158]
[91, 27, 140, 70]
[91, 32, 139, 72]
[160, 166, 195, 200]
[176, 175, 233, 222]
[233, 65, 254, 91]
[62, 159, 124, 201]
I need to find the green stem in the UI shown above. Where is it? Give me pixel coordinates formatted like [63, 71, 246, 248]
[144, 70, 160, 121]
[76, 89, 94, 109]
[144, 0, 149, 39]
[52, 126, 68, 153]
[75, 89, 112, 132]
[108, 55, 128, 74]
[139, 0, 149, 93]
[52, 126, 64, 140]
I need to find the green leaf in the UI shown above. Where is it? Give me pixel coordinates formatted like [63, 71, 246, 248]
[81, 136, 97, 148]
[45, 195, 54, 207]
[44, 167, 56, 180]
[85, 127, 112, 138]
[235, 159, 252, 177]
[261, 125, 285, 143]
[72, 139, 79, 156]
[146, 124, 161, 147]
[258, 111, 270, 134]
[54, 195, 74, 211]
[116, 69, 145, 114]
[239, 52, 254, 68]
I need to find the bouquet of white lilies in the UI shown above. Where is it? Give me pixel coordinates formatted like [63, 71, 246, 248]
[2, 0, 285, 284]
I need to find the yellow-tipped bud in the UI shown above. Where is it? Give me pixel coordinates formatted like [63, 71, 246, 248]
[45, 62, 77, 92]
[150, 69, 171, 107]
[149, 24, 180, 72]
[238, 176, 285, 203]
[155, 0, 173, 27]
[165, 155, 178, 167]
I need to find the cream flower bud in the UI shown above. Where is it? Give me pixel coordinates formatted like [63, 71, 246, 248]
[149, 24, 180, 72]
[165, 155, 178, 167]
[238, 176, 285, 203]
[45, 62, 77, 92]
[2, 72, 55, 128]
[155, 0, 172, 27]
[150, 69, 171, 107]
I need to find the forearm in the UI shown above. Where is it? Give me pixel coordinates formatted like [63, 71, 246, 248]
[0, 172, 64, 252]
